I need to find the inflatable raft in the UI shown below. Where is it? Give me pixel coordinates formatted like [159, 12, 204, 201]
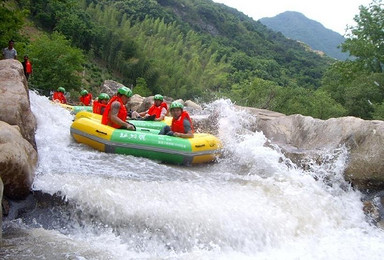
[70, 115, 222, 165]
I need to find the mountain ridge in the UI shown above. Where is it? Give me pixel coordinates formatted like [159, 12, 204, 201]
[260, 11, 349, 60]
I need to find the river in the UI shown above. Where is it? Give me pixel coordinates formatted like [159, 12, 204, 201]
[1, 91, 384, 259]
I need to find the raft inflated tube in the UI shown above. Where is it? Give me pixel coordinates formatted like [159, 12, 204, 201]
[75, 111, 172, 130]
[70, 117, 221, 165]
[56, 103, 93, 114]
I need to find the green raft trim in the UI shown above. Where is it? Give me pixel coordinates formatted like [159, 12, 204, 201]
[72, 106, 93, 114]
[127, 119, 167, 130]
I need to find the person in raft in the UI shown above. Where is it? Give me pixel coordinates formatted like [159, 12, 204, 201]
[138, 94, 168, 121]
[93, 93, 110, 115]
[79, 89, 93, 106]
[159, 101, 194, 138]
[52, 87, 67, 104]
[101, 86, 135, 130]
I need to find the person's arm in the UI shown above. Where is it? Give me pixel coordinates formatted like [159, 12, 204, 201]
[155, 107, 167, 121]
[174, 131, 193, 138]
[174, 119, 194, 138]
[139, 110, 148, 117]
[110, 102, 134, 130]
[14, 49, 17, 60]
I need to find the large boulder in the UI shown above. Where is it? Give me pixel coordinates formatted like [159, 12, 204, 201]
[254, 113, 384, 190]
[136, 96, 154, 113]
[0, 121, 37, 199]
[128, 94, 145, 112]
[99, 80, 128, 98]
[0, 177, 3, 239]
[0, 59, 36, 148]
[185, 100, 202, 112]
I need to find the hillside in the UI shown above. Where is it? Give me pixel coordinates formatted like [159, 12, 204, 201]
[260, 11, 349, 60]
[3, 0, 348, 119]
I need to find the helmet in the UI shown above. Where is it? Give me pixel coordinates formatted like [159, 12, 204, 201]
[170, 101, 184, 110]
[117, 86, 132, 97]
[80, 90, 88, 96]
[154, 94, 163, 101]
[57, 87, 65, 93]
[98, 93, 110, 100]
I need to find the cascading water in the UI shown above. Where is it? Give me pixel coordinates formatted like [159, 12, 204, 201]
[1, 91, 384, 259]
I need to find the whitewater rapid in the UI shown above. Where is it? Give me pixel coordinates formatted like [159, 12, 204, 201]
[1, 91, 384, 259]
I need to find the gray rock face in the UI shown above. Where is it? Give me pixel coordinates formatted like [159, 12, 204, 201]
[0, 177, 3, 239]
[0, 122, 37, 199]
[100, 80, 128, 98]
[0, 60, 37, 149]
[254, 113, 384, 190]
[128, 94, 145, 112]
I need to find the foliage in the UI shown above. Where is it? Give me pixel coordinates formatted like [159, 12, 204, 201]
[230, 78, 346, 119]
[12, 0, 351, 119]
[320, 0, 384, 119]
[27, 32, 85, 92]
[343, 0, 384, 73]
[134, 77, 152, 97]
[0, 2, 28, 58]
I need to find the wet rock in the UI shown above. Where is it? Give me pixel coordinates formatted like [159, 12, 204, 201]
[254, 114, 384, 190]
[0, 121, 37, 199]
[0, 59, 37, 149]
[363, 200, 380, 222]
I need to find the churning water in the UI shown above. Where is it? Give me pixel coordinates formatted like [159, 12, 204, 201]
[1, 91, 384, 259]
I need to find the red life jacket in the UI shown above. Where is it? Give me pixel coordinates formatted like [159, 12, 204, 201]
[147, 102, 168, 118]
[80, 93, 92, 106]
[53, 91, 67, 104]
[25, 61, 32, 74]
[101, 96, 127, 128]
[171, 111, 194, 133]
[93, 100, 107, 115]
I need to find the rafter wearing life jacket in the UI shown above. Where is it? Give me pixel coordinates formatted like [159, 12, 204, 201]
[147, 102, 168, 119]
[80, 93, 93, 106]
[101, 96, 127, 128]
[53, 91, 67, 104]
[93, 100, 107, 115]
[171, 111, 194, 134]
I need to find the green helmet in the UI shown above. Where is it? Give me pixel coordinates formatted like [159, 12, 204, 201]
[80, 90, 88, 96]
[170, 101, 184, 110]
[154, 94, 163, 101]
[98, 93, 110, 100]
[57, 87, 65, 93]
[117, 86, 132, 97]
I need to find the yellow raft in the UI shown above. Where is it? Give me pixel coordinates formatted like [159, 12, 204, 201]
[71, 112, 222, 165]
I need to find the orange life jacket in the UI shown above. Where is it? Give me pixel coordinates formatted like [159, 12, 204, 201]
[147, 102, 168, 118]
[171, 111, 194, 133]
[101, 96, 127, 128]
[80, 93, 92, 106]
[25, 61, 32, 74]
[53, 91, 67, 104]
[93, 100, 107, 115]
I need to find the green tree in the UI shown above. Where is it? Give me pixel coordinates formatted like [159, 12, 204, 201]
[343, 0, 384, 73]
[0, 3, 28, 57]
[27, 32, 85, 92]
[134, 77, 152, 96]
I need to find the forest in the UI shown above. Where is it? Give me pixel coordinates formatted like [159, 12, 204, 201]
[1, 0, 383, 120]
